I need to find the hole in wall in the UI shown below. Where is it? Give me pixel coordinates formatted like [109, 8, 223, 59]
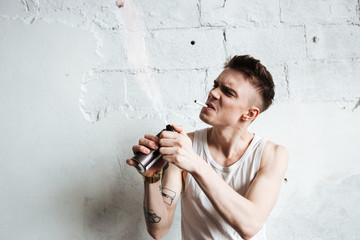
[190, 40, 195, 45]
[313, 36, 319, 43]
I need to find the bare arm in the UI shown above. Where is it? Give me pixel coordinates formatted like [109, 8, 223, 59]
[127, 133, 183, 239]
[143, 163, 182, 239]
[191, 142, 289, 239]
[158, 126, 289, 240]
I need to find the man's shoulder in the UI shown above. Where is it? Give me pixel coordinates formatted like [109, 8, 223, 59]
[187, 127, 210, 142]
[187, 131, 195, 142]
[260, 140, 289, 170]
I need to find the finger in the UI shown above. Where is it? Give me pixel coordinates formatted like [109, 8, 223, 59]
[144, 133, 159, 143]
[132, 145, 151, 154]
[172, 124, 187, 135]
[158, 138, 176, 147]
[159, 146, 177, 155]
[139, 137, 159, 150]
[160, 130, 179, 139]
[126, 158, 138, 166]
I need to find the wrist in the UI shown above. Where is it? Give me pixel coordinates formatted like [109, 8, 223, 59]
[189, 155, 205, 176]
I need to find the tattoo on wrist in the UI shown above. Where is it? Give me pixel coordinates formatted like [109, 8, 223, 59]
[161, 187, 176, 206]
[143, 207, 161, 223]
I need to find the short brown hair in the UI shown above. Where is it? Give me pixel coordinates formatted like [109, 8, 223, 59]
[224, 55, 275, 113]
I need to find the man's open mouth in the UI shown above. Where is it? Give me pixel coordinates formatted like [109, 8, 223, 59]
[206, 102, 216, 110]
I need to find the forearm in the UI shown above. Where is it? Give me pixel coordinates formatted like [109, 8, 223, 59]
[191, 158, 262, 238]
[143, 181, 171, 238]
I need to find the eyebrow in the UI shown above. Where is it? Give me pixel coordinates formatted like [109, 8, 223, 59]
[214, 80, 238, 97]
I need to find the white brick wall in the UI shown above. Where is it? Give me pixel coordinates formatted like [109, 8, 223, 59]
[280, 0, 359, 24]
[288, 60, 360, 102]
[201, 0, 280, 26]
[1, 0, 360, 239]
[306, 24, 360, 60]
[146, 28, 226, 69]
[225, 26, 307, 64]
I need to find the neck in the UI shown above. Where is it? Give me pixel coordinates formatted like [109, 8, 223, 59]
[208, 125, 254, 159]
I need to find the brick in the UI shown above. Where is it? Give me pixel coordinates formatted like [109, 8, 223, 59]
[201, 0, 280, 27]
[146, 28, 226, 69]
[95, 31, 132, 69]
[226, 26, 306, 65]
[97, 28, 226, 70]
[80, 70, 127, 122]
[288, 60, 360, 102]
[138, 0, 200, 29]
[38, 0, 122, 30]
[280, 0, 358, 24]
[307, 24, 360, 60]
[81, 68, 208, 121]
[0, 0, 39, 23]
[37, 0, 200, 32]
[267, 64, 288, 102]
[126, 69, 207, 111]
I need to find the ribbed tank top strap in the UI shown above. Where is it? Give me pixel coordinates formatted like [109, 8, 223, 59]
[192, 128, 207, 157]
[253, 137, 268, 171]
[184, 128, 207, 195]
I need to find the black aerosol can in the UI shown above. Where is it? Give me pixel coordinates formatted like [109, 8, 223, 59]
[131, 124, 175, 173]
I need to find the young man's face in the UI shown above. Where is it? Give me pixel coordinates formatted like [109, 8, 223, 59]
[199, 68, 259, 127]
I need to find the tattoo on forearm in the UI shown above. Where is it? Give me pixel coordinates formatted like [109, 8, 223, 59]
[143, 207, 161, 223]
[161, 187, 176, 206]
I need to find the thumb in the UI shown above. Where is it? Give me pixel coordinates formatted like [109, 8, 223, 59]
[172, 124, 187, 135]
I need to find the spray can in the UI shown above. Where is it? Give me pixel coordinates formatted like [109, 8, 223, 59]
[131, 124, 175, 173]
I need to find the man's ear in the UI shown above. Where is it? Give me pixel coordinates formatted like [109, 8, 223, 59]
[241, 107, 260, 122]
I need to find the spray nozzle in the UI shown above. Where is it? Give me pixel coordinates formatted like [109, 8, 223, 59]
[166, 124, 174, 131]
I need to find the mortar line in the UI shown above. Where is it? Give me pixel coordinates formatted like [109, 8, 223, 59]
[284, 63, 290, 100]
[222, 29, 228, 59]
[204, 68, 209, 94]
[117, 156, 125, 179]
[278, 0, 283, 23]
[198, 0, 202, 27]
[352, 98, 360, 111]
[303, 25, 309, 59]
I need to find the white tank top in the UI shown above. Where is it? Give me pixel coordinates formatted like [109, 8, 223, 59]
[181, 128, 268, 240]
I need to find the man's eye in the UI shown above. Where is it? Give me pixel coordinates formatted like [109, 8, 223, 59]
[224, 90, 232, 96]
[223, 88, 234, 97]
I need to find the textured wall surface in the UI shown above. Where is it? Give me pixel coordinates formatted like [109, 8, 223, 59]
[1, 0, 360, 239]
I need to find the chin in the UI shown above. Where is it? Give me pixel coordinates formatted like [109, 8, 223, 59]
[199, 112, 213, 126]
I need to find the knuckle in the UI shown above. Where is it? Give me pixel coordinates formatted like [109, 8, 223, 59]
[145, 134, 154, 140]
[132, 145, 140, 153]
[175, 148, 181, 154]
[158, 148, 164, 154]
[141, 146, 150, 153]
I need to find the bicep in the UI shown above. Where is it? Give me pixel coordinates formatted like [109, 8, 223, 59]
[245, 145, 289, 222]
[161, 163, 183, 219]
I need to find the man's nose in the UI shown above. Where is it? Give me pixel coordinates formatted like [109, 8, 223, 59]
[209, 87, 220, 99]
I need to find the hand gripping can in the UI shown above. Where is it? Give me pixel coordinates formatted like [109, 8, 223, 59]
[131, 124, 175, 173]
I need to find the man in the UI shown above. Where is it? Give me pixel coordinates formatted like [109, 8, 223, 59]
[127, 55, 289, 240]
